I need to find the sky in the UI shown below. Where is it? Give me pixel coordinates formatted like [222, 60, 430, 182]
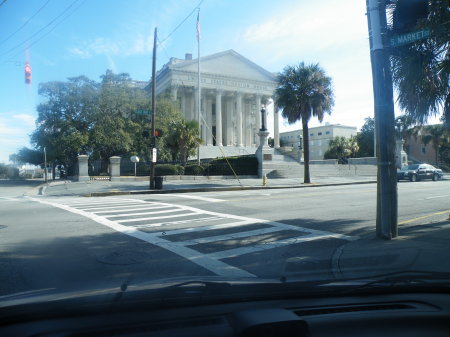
[0, 0, 441, 164]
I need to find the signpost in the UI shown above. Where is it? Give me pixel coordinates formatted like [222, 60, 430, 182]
[130, 155, 139, 177]
[390, 29, 430, 47]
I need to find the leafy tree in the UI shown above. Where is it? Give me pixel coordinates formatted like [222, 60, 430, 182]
[10, 147, 44, 166]
[356, 117, 375, 157]
[164, 120, 202, 165]
[324, 136, 359, 163]
[276, 62, 334, 183]
[31, 76, 96, 177]
[390, 0, 450, 127]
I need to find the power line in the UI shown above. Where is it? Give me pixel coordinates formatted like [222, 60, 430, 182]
[6, 0, 86, 61]
[158, 0, 204, 46]
[0, 0, 81, 58]
[0, 0, 51, 47]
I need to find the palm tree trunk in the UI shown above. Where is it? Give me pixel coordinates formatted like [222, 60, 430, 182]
[302, 119, 310, 183]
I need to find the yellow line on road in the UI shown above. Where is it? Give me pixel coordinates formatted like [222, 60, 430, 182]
[398, 209, 450, 225]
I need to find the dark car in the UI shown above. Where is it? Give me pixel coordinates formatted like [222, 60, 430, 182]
[397, 164, 444, 182]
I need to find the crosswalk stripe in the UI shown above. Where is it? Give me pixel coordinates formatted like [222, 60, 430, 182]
[93, 205, 173, 214]
[27, 196, 358, 278]
[117, 211, 199, 223]
[105, 208, 186, 218]
[177, 226, 287, 245]
[206, 233, 341, 259]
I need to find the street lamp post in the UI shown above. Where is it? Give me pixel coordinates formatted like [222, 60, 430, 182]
[260, 106, 266, 131]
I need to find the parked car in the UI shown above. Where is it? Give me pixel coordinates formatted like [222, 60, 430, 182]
[397, 164, 444, 182]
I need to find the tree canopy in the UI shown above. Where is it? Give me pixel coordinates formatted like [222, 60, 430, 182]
[390, 0, 449, 127]
[13, 70, 183, 171]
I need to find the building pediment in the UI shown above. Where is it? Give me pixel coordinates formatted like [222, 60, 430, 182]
[170, 50, 276, 83]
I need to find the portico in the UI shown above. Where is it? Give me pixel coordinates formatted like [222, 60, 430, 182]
[155, 50, 280, 152]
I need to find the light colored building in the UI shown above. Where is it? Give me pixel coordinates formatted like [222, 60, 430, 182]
[153, 50, 280, 153]
[280, 124, 357, 160]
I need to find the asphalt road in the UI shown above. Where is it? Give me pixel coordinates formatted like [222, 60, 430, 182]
[1, 180, 449, 296]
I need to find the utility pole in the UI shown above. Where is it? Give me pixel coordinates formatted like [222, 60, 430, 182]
[366, 0, 398, 239]
[44, 146, 48, 183]
[150, 27, 157, 189]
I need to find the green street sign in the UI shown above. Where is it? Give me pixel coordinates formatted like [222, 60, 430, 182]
[135, 109, 153, 115]
[390, 29, 430, 47]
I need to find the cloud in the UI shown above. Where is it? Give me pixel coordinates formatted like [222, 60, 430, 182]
[69, 34, 154, 59]
[12, 114, 36, 127]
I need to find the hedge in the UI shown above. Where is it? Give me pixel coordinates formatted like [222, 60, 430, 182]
[206, 155, 258, 176]
[155, 164, 184, 176]
[184, 164, 205, 175]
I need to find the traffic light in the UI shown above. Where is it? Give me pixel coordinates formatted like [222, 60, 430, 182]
[142, 130, 150, 138]
[393, 0, 428, 33]
[24, 62, 32, 84]
[155, 128, 163, 137]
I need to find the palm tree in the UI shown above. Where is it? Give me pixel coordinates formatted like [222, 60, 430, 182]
[390, 0, 449, 127]
[165, 120, 202, 165]
[421, 124, 446, 164]
[275, 63, 334, 183]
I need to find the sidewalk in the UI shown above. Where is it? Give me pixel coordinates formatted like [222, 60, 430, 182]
[40, 175, 377, 197]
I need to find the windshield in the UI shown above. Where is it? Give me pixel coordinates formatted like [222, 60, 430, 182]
[1, 0, 449, 305]
[402, 164, 420, 170]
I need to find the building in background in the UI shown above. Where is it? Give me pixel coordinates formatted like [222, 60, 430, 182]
[152, 50, 280, 157]
[280, 124, 357, 160]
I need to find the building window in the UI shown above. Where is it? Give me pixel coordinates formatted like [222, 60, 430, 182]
[326, 131, 330, 135]
[310, 133, 314, 136]
[422, 147, 426, 154]
[318, 132, 322, 136]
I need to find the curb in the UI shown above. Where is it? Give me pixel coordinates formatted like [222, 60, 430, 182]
[87, 180, 377, 197]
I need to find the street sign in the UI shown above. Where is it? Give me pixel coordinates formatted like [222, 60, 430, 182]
[135, 109, 153, 115]
[390, 29, 430, 47]
[152, 148, 157, 163]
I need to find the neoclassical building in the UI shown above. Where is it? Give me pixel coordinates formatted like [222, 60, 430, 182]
[155, 50, 280, 153]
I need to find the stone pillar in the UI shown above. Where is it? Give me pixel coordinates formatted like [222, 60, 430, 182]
[77, 155, 89, 182]
[256, 130, 273, 178]
[255, 95, 261, 146]
[109, 156, 121, 182]
[216, 90, 223, 146]
[181, 92, 186, 119]
[171, 85, 178, 101]
[194, 90, 199, 124]
[236, 92, 243, 147]
[206, 97, 213, 145]
[225, 98, 233, 145]
[395, 139, 408, 169]
[274, 102, 280, 148]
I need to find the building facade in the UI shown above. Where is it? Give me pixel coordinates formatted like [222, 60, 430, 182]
[280, 124, 357, 160]
[154, 50, 280, 150]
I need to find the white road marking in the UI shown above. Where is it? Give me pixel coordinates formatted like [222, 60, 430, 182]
[104, 208, 184, 218]
[27, 196, 358, 278]
[27, 197, 255, 278]
[0, 197, 21, 201]
[117, 211, 199, 223]
[159, 194, 225, 203]
[93, 205, 173, 214]
[422, 194, 450, 200]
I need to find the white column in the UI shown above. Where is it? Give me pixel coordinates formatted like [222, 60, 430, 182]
[215, 90, 223, 146]
[171, 86, 178, 101]
[226, 98, 233, 145]
[255, 94, 261, 146]
[236, 92, 243, 147]
[181, 92, 186, 119]
[194, 90, 199, 124]
[274, 102, 280, 148]
[206, 97, 213, 145]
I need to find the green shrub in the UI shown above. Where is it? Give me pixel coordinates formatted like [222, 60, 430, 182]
[155, 164, 184, 176]
[207, 156, 258, 176]
[184, 164, 205, 175]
